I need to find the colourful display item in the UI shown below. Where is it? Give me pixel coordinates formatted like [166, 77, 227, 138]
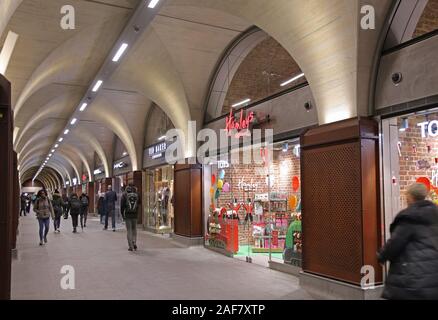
[211, 174, 216, 185]
[292, 176, 300, 192]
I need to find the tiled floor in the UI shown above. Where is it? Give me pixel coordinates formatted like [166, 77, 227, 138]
[11, 215, 314, 300]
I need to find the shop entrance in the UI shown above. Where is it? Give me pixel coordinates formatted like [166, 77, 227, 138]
[205, 139, 302, 268]
[382, 108, 438, 239]
[143, 165, 174, 234]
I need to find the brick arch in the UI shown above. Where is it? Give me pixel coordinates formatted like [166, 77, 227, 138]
[414, 0, 438, 38]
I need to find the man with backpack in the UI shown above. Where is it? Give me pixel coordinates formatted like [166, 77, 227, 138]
[51, 190, 64, 233]
[79, 193, 90, 229]
[121, 184, 141, 251]
[69, 193, 82, 233]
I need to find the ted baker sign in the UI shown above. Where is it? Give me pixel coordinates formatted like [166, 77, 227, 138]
[418, 121, 438, 138]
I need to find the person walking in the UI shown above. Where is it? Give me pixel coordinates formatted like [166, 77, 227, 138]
[121, 185, 141, 251]
[62, 193, 69, 219]
[33, 189, 55, 245]
[69, 193, 82, 233]
[79, 192, 90, 228]
[97, 192, 106, 224]
[51, 189, 64, 233]
[104, 185, 117, 232]
[378, 183, 438, 300]
[20, 193, 28, 217]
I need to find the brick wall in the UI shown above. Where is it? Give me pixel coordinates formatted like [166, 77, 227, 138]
[397, 113, 438, 207]
[414, 0, 438, 38]
[212, 146, 301, 245]
[223, 37, 306, 116]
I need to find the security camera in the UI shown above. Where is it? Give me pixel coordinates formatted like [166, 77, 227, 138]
[304, 102, 312, 112]
[133, 25, 140, 33]
[392, 72, 403, 85]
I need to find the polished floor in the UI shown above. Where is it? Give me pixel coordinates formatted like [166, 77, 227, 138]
[12, 214, 314, 300]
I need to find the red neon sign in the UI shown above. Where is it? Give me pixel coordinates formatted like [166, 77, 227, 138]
[225, 109, 255, 137]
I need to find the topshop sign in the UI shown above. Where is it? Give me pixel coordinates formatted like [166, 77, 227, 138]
[418, 121, 438, 138]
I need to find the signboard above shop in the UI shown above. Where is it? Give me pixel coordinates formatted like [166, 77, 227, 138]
[148, 141, 167, 160]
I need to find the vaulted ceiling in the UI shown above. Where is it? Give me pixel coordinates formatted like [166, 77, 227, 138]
[1, 0, 397, 189]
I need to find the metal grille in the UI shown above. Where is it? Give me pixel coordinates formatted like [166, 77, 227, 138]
[302, 142, 363, 284]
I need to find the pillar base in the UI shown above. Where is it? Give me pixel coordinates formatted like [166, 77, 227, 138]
[269, 261, 301, 277]
[171, 233, 203, 247]
[299, 271, 384, 300]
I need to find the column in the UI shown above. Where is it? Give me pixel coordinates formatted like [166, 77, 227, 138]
[0, 75, 12, 300]
[300, 117, 383, 290]
[173, 164, 203, 245]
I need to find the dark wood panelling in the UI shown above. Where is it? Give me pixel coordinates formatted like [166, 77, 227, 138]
[174, 164, 203, 238]
[0, 75, 12, 299]
[301, 117, 382, 286]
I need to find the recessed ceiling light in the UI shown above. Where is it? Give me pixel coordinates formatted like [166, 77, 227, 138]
[51, 149, 55, 153]
[113, 43, 128, 62]
[64, 129, 69, 135]
[55, 144, 59, 148]
[80, 103, 88, 112]
[232, 98, 251, 108]
[148, 0, 160, 8]
[92, 80, 103, 92]
[70, 118, 77, 125]
[59, 138, 63, 142]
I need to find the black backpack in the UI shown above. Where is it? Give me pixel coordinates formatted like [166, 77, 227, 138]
[81, 196, 89, 207]
[126, 192, 139, 214]
[70, 198, 81, 211]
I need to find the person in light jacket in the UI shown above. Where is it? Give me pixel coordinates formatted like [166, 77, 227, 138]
[33, 189, 55, 246]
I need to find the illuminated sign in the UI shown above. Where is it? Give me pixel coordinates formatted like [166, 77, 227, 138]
[225, 109, 255, 138]
[148, 142, 167, 160]
[82, 174, 87, 182]
[418, 121, 438, 138]
[218, 160, 229, 169]
[114, 162, 128, 169]
[94, 169, 103, 175]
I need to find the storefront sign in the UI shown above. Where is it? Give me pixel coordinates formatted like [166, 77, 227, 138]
[237, 178, 258, 191]
[82, 174, 87, 182]
[114, 161, 128, 169]
[94, 168, 103, 175]
[148, 142, 167, 159]
[225, 109, 255, 138]
[418, 121, 438, 138]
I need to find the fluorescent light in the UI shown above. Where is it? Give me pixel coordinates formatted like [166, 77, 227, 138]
[112, 43, 128, 62]
[55, 144, 59, 148]
[148, 0, 160, 8]
[59, 138, 63, 142]
[70, 118, 77, 125]
[46, 157, 49, 160]
[80, 103, 88, 112]
[49, 154, 52, 157]
[92, 80, 103, 92]
[158, 135, 166, 141]
[280, 73, 305, 87]
[51, 149, 55, 153]
[232, 98, 251, 108]
[64, 129, 69, 135]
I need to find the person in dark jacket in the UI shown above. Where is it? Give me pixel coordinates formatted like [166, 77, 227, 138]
[51, 190, 64, 233]
[20, 193, 28, 217]
[62, 193, 69, 219]
[79, 193, 90, 228]
[104, 185, 117, 232]
[69, 193, 82, 233]
[97, 192, 106, 224]
[378, 183, 438, 300]
[121, 185, 141, 251]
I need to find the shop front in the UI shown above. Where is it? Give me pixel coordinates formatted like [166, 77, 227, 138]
[143, 141, 175, 234]
[203, 140, 302, 268]
[382, 107, 438, 237]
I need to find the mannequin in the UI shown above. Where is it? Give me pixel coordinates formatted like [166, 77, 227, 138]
[243, 198, 254, 223]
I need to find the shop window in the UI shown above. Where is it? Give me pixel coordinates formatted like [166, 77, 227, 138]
[143, 165, 174, 234]
[204, 140, 302, 267]
[382, 109, 438, 237]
